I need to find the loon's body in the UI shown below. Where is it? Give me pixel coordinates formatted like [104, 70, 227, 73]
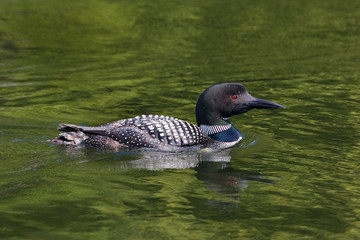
[50, 83, 284, 152]
[54, 115, 230, 152]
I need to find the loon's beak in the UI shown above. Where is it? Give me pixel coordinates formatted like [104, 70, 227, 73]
[244, 97, 285, 109]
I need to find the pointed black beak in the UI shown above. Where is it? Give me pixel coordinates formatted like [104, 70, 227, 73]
[244, 97, 285, 109]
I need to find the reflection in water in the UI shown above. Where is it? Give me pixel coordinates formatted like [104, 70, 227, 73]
[118, 149, 232, 170]
[195, 160, 275, 207]
[117, 149, 275, 206]
[52, 139, 275, 207]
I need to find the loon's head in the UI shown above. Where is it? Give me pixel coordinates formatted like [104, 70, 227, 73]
[195, 83, 285, 126]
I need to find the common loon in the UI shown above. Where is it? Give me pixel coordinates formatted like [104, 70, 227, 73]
[50, 83, 284, 152]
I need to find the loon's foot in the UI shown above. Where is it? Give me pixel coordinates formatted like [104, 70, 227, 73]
[50, 123, 127, 149]
[49, 124, 89, 145]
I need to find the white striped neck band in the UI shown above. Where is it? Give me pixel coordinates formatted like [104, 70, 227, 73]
[199, 124, 232, 136]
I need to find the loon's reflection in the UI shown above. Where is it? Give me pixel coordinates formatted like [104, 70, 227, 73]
[119, 149, 232, 170]
[117, 150, 274, 205]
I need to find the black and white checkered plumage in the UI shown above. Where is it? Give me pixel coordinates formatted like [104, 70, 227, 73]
[51, 115, 214, 152]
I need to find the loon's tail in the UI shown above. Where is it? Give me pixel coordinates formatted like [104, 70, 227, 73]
[49, 124, 89, 145]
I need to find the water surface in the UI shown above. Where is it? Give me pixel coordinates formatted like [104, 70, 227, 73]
[1, 0, 359, 239]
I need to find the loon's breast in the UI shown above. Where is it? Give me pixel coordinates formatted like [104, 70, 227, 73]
[52, 115, 215, 151]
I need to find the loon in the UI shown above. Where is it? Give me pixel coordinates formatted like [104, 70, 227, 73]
[50, 83, 284, 152]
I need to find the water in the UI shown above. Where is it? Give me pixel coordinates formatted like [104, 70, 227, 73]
[1, 0, 359, 239]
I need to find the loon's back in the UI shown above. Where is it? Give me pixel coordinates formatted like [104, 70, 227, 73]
[50, 115, 214, 152]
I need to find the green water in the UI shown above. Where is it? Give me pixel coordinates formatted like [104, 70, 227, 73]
[1, 0, 359, 239]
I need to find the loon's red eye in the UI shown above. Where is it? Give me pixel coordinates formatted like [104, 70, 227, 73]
[231, 95, 237, 100]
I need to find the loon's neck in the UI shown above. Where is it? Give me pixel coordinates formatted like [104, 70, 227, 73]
[209, 125, 242, 142]
[200, 118, 242, 143]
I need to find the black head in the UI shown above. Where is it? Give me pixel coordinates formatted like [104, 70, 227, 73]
[195, 83, 285, 125]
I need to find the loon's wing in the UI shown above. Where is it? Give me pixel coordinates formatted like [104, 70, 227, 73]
[109, 115, 210, 147]
[58, 123, 108, 135]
